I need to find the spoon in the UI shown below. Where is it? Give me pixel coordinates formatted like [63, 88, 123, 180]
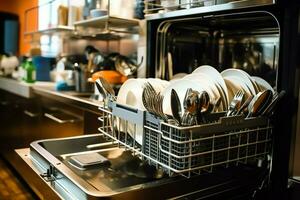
[182, 88, 200, 126]
[199, 91, 210, 113]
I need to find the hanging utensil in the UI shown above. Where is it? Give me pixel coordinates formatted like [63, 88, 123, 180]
[171, 89, 182, 125]
[115, 55, 143, 76]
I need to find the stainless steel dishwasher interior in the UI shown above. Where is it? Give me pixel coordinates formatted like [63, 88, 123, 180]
[30, 134, 177, 196]
[155, 11, 279, 86]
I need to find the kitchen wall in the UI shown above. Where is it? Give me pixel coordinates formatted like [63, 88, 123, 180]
[0, 0, 38, 55]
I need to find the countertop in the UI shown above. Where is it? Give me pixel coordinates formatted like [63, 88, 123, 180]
[0, 76, 103, 112]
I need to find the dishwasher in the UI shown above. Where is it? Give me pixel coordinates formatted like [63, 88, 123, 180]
[16, 0, 300, 199]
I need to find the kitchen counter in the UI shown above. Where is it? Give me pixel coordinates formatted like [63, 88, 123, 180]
[0, 76, 54, 98]
[0, 76, 102, 113]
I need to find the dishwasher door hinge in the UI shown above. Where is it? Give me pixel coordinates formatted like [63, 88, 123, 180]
[40, 165, 56, 182]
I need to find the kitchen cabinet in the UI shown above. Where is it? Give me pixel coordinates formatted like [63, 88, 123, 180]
[0, 88, 99, 151]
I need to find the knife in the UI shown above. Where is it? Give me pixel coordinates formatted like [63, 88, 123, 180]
[171, 89, 182, 126]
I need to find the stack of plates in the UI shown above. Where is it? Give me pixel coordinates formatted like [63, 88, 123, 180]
[162, 65, 229, 115]
[117, 78, 169, 145]
[221, 68, 274, 102]
[116, 65, 274, 145]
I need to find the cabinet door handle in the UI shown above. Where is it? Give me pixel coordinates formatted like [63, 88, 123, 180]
[44, 113, 78, 124]
[0, 100, 9, 106]
[24, 110, 39, 118]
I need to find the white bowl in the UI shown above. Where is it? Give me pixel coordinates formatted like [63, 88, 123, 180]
[90, 9, 108, 18]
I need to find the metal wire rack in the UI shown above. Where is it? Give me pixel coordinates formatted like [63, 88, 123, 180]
[144, 0, 239, 14]
[98, 100, 272, 177]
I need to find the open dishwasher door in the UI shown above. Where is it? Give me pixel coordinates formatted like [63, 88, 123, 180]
[16, 133, 269, 200]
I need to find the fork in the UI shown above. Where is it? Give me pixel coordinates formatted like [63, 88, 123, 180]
[142, 82, 168, 121]
[226, 90, 244, 117]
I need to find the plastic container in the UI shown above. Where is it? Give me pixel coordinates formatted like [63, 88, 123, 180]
[32, 56, 54, 81]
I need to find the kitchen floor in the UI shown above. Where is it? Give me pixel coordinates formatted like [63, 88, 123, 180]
[0, 157, 37, 200]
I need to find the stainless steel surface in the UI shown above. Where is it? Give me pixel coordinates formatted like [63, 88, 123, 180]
[182, 88, 200, 126]
[254, 89, 273, 116]
[261, 90, 285, 117]
[145, 0, 275, 20]
[95, 79, 107, 101]
[44, 112, 81, 124]
[24, 110, 40, 118]
[15, 148, 66, 199]
[99, 77, 115, 97]
[153, 12, 279, 87]
[99, 100, 272, 177]
[115, 55, 143, 76]
[27, 134, 183, 198]
[246, 90, 273, 118]
[142, 82, 167, 120]
[226, 90, 244, 117]
[171, 89, 182, 125]
[236, 94, 254, 115]
[33, 85, 103, 109]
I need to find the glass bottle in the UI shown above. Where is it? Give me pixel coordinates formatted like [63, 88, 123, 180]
[24, 59, 36, 83]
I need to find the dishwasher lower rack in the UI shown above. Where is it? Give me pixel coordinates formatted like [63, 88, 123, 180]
[98, 101, 273, 177]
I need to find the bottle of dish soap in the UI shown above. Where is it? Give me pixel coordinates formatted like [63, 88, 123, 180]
[24, 58, 36, 83]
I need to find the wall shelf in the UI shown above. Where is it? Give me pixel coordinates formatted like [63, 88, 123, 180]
[24, 25, 74, 36]
[74, 15, 139, 28]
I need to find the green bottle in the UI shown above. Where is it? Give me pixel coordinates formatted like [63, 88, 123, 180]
[24, 59, 36, 83]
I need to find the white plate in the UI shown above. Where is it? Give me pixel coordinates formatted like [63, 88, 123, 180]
[221, 69, 257, 95]
[252, 76, 275, 94]
[117, 78, 147, 110]
[192, 65, 229, 108]
[117, 79, 146, 145]
[162, 79, 205, 116]
[171, 73, 188, 81]
[182, 73, 226, 111]
[117, 78, 169, 145]
[223, 76, 252, 102]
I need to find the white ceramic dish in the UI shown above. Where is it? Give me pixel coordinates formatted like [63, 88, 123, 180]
[117, 78, 169, 145]
[252, 76, 275, 94]
[192, 65, 229, 108]
[221, 68, 257, 95]
[223, 76, 252, 102]
[90, 9, 108, 18]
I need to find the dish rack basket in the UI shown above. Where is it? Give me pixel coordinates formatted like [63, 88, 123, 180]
[98, 100, 273, 177]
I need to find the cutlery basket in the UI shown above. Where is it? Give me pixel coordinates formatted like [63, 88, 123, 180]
[98, 101, 272, 177]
